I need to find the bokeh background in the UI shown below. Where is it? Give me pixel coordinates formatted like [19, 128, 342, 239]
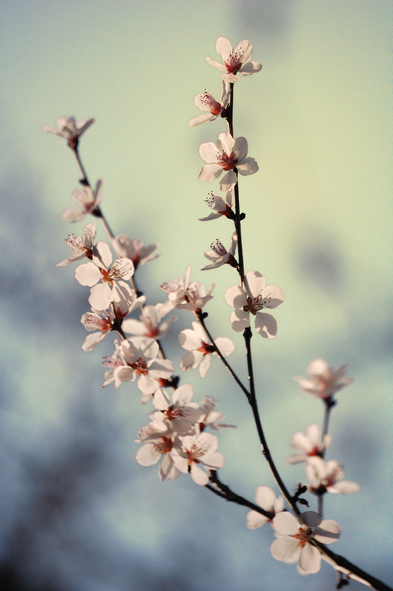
[1, 1, 392, 590]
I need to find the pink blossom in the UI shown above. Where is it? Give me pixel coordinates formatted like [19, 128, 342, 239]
[305, 457, 361, 495]
[61, 179, 103, 223]
[161, 266, 215, 312]
[198, 396, 236, 431]
[151, 385, 203, 435]
[172, 431, 225, 485]
[189, 81, 230, 127]
[198, 133, 258, 192]
[135, 423, 180, 481]
[122, 303, 177, 340]
[225, 271, 284, 339]
[112, 235, 159, 270]
[294, 359, 352, 402]
[271, 511, 340, 575]
[57, 223, 110, 267]
[206, 37, 262, 83]
[287, 424, 331, 465]
[178, 321, 234, 378]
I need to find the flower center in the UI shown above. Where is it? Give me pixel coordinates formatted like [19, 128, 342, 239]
[217, 150, 236, 170]
[224, 49, 244, 74]
[154, 436, 172, 455]
[131, 357, 148, 375]
[293, 527, 311, 547]
[199, 90, 222, 115]
[197, 341, 215, 356]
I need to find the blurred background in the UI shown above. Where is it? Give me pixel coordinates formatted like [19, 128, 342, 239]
[0, 0, 392, 589]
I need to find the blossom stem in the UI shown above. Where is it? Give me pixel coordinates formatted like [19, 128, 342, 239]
[72, 146, 91, 186]
[195, 311, 250, 399]
[243, 327, 300, 515]
[206, 471, 274, 519]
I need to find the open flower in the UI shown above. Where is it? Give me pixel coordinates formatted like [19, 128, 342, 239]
[206, 37, 262, 83]
[43, 116, 95, 148]
[112, 235, 159, 270]
[61, 179, 103, 223]
[75, 250, 135, 310]
[161, 266, 215, 312]
[271, 511, 340, 575]
[135, 422, 180, 481]
[122, 303, 177, 340]
[189, 81, 230, 127]
[111, 337, 175, 396]
[151, 385, 203, 435]
[178, 321, 234, 377]
[198, 133, 258, 192]
[80, 289, 145, 351]
[306, 457, 361, 495]
[294, 359, 352, 402]
[201, 232, 237, 270]
[287, 424, 331, 465]
[199, 189, 234, 222]
[246, 486, 285, 530]
[225, 270, 284, 338]
[172, 431, 225, 485]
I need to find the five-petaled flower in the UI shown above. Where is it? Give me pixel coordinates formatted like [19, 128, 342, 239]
[270, 511, 340, 575]
[61, 179, 104, 223]
[122, 303, 177, 340]
[225, 270, 284, 339]
[178, 321, 234, 377]
[198, 133, 258, 192]
[201, 232, 238, 270]
[172, 431, 225, 485]
[189, 81, 230, 127]
[43, 116, 95, 148]
[206, 37, 262, 83]
[293, 359, 352, 402]
[246, 486, 285, 530]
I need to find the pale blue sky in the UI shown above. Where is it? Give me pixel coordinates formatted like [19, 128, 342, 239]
[0, 1, 392, 590]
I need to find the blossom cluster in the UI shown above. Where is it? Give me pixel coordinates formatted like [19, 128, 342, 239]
[42, 35, 377, 588]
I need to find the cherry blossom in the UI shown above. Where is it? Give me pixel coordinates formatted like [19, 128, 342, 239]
[110, 337, 175, 397]
[122, 303, 177, 340]
[61, 179, 104, 223]
[201, 232, 237, 271]
[206, 37, 262, 83]
[198, 396, 236, 431]
[178, 321, 234, 378]
[80, 289, 145, 351]
[246, 486, 285, 530]
[271, 511, 340, 575]
[287, 424, 331, 465]
[198, 133, 258, 192]
[43, 116, 95, 147]
[305, 457, 361, 495]
[293, 358, 352, 402]
[135, 422, 180, 481]
[151, 385, 203, 435]
[75, 251, 134, 311]
[57, 222, 111, 267]
[189, 81, 230, 127]
[225, 271, 284, 339]
[101, 339, 124, 388]
[172, 431, 225, 485]
[199, 189, 234, 222]
[161, 266, 215, 312]
[112, 235, 159, 270]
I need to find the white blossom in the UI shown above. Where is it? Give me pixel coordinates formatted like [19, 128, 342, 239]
[201, 232, 237, 270]
[161, 266, 215, 312]
[178, 321, 234, 378]
[61, 179, 104, 223]
[198, 133, 258, 192]
[199, 189, 234, 222]
[189, 81, 230, 127]
[287, 424, 331, 465]
[306, 457, 361, 495]
[43, 116, 95, 146]
[246, 486, 285, 530]
[206, 37, 262, 83]
[172, 431, 225, 485]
